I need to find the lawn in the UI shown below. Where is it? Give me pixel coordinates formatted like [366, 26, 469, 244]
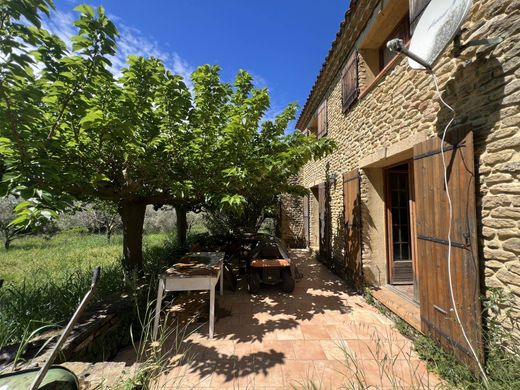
[0, 231, 167, 286]
[0, 231, 171, 347]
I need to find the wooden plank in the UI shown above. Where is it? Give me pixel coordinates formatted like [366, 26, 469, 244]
[318, 183, 331, 261]
[342, 52, 359, 111]
[343, 169, 362, 281]
[413, 130, 483, 373]
[317, 101, 328, 138]
[303, 194, 310, 247]
[384, 162, 414, 285]
[251, 259, 291, 267]
[372, 287, 421, 332]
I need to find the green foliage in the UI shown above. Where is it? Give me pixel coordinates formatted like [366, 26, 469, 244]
[414, 335, 476, 387]
[363, 287, 375, 305]
[363, 287, 520, 389]
[0, 2, 334, 269]
[1, 0, 119, 217]
[0, 195, 58, 249]
[413, 290, 520, 389]
[0, 231, 169, 346]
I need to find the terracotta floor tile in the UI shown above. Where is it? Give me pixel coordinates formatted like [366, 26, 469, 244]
[208, 359, 239, 387]
[291, 340, 327, 360]
[301, 324, 333, 340]
[320, 339, 349, 361]
[146, 251, 440, 389]
[281, 360, 316, 387]
[249, 363, 285, 387]
[357, 359, 408, 388]
[261, 339, 296, 359]
[345, 339, 389, 360]
[325, 323, 354, 340]
[275, 326, 304, 340]
[313, 359, 353, 388]
[393, 359, 443, 387]
[157, 363, 213, 389]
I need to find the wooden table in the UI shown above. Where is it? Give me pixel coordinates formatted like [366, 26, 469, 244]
[153, 252, 224, 340]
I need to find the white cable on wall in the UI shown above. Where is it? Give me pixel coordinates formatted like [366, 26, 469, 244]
[431, 72, 489, 385]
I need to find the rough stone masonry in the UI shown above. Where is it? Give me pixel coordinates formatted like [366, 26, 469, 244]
[281, 0, 520, 334]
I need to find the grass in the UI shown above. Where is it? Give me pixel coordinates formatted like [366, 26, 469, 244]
[362, 287, 520, 389]
[0, 231, 167, 285]
[292, 331, 440, 390]
[0, 231, 171, 348]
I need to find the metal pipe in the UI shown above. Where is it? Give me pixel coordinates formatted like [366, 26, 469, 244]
[386, 38, 432, 71]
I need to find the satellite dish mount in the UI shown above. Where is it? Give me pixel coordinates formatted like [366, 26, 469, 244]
[453, 29, 504, 57]
[387, 0, 502, 71]
[386, 39, 432, 71]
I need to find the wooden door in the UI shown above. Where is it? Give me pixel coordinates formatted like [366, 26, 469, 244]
[385, 162, 414, 285]
[303, 194, 310, 247]
[318, 183, 331, 262]
[343, 169, 362, 282]
[413, 129, 483, 372]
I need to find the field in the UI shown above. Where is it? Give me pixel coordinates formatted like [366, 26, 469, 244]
[0, 231, 167, 285]
[0, 231, 171, 347]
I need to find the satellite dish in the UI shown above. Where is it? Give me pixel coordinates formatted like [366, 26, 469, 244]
[408, 0, 473, 70]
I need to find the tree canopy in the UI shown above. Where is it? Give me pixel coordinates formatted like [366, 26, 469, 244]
[0, 0, 334, 271]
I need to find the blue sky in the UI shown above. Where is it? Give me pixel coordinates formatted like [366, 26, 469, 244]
[50, 0, 350, 129]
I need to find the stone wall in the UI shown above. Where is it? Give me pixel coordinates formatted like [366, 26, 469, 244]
[280, 174, 307, 248]
[280, 193, 305, 248]
[285, 0, 520, 329]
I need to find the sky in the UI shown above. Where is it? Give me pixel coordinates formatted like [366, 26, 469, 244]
[49, 0, 350, 130]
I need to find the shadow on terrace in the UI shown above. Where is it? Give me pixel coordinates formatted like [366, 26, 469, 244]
[155, 250, 356, 386]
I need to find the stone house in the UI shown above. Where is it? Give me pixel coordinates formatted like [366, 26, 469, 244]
[280, 0, 520, 370]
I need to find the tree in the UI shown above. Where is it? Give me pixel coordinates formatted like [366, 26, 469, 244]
[59, 201, 121, 240]
[0, 1, 334, 272]
[0, 196, 27, 249]
[0, 196, 57, 249]
[186, 69, 334, 234]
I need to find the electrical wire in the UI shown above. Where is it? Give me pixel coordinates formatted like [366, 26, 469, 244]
[431, 72, 489, 385]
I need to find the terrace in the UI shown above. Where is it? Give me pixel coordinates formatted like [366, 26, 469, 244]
[114, 250, 440, 389]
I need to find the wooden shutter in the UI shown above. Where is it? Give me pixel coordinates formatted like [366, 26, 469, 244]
[303, 194, 310, 247]
[343, 169, 362, 282]
[318, 183, 331, 262]
[342, 52, 358, 112]
[317, 101, 328, 138]
[409, 0, 431, 32]
[413, 129, 483, 372]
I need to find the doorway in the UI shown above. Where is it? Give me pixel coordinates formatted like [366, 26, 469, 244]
[385, 161, 418, 302]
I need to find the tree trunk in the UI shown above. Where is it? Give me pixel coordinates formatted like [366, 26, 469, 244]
[119, 200, 146, 273]
[176, 206, 187, 247]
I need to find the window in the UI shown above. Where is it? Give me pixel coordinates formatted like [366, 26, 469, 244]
[304, 100, 327, 138]
[385, 162, 414, 286]
[379, 17, 410, 71]
[342, 52, 358, 112]
[357, 0, 410, 90]
[317, 100, 328, 138]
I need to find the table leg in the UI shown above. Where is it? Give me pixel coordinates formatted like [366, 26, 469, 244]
[153, 279, 165, 340]
[209, 282, 215, 339]
[220, 261, 224, 296]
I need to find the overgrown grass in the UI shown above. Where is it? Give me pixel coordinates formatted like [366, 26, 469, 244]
[363, 287, 520, 389]
[0, 231, 166, 285]
[0, 231, 171, 348]
[112, 292, 198, 390]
